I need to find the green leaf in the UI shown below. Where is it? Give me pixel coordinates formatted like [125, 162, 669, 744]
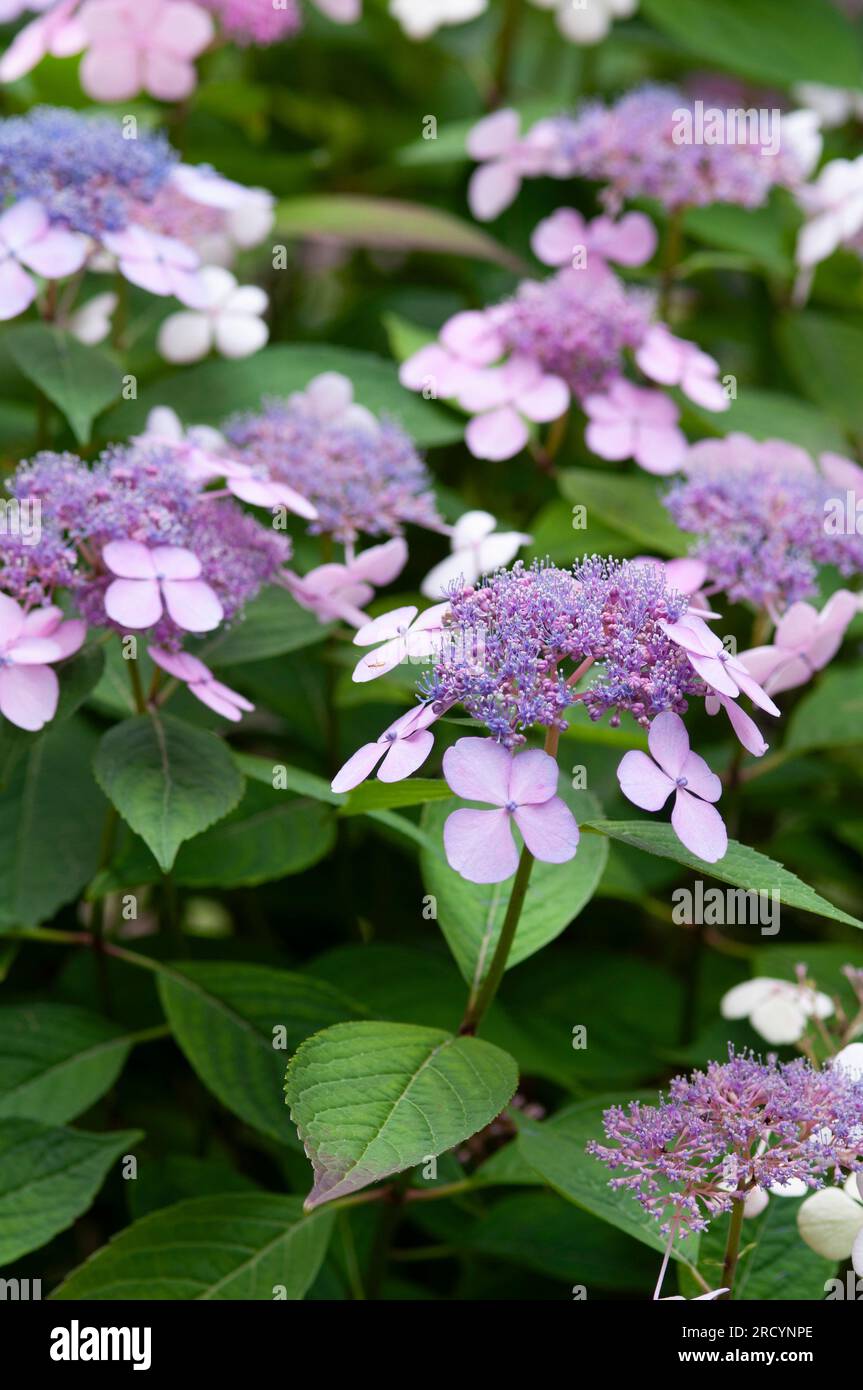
[52, 1194, 333, 1300]
[276, 195, 524, 271]
[682, 1197, 836, 1300]
[100, 345, 462, 447]
[341, 777, 453, 815]
[641, 0, 862, 89]
[683, 203, 794, 278]
[465, 1191, 657, 1289]
[93, 713, 244, 873]
[777, 310, 863, 434]
[201, 587, 330, 667]
[284, 1021, 519, 1207]
[0, 719, 106, 928]
[0, 1119, 140, 1263]
[421, 785, 608, 989]
[585, 819, 863, 929]
[166, 783, 335, 888]
[558, 468, 688, 556]
[5, 324, 121, 445]
[234, 752, 342, 805]
[158, 962, 363, 1144]
[516, 1096, 698, 1263]
[0, 1004, 133, 1124]
[787, 667, 863, 753]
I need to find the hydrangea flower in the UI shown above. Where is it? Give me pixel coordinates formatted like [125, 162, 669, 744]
[0, 0, 86, 85]
[442, 737, 579, 883]
[420, 510, 530, 599]
[103, 540, 224, 632]
[531, 206, 657, 270]
[285, 371, 377, 432]
[390, 0, 484, 40]
[636, 324, 729, 413]
[588, 1050, 863, 1237]
[157, 266, 268, 362]
[148, 646, 253, 721]
[331, 703, 440, 794]
[283, 538, 407, 629]
[461, 355, 569, 462]
[720, 976, 834, 1046]
[528, 0, 636, 45]
[225, 382, 442, 543]
[797, 1176, 863, 1262]
[200, 0, 302, 43]
[795, 155, 863, 269]
[68, 290, 117, 345]
[76, 0, 214, 103]
[466, 109, 569, 222]
[583, 379, 686, 474]
[617, 710, 727, 861]
[0, 198, 88, 320]
[102, 225, 207, 306]
[0, 595, 85, 730]
[351, 602, 450, 683]
[740, 590, 859, 696]
[660, 613, 781, 717]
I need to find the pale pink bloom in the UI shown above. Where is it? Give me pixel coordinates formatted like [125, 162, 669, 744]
[0, 200, 88, 321]
[0, 596, 85, 731]
[284, 538, 408, 628]
[660, 613, 781, 716]
[399, 309, 505, 403]
[795, 154, 863, 268]
[157, 266, 268, 363]
[461, 355, 569, 461]
[636, 324, 730, 413]
[170, 165, 274, 258]
[149, 645, 252, 721]
[421, 509, 530, 598]
[68, 291, 117, 345]
[331, 702, 439, 793]
[77, 0, 214, 103]
[740, 590, 858, 696]
[466, 109, 568, 221]
[617, 710, 727, 862]
[531, 207, 656, 270]
[443, 736, 579, 883]
[584, 379, 686, 474]
[103, 540, 223, 632]
[286, 370, 378, 432]
[704, 692, 768, 758]
[820, 449, 863, 492]
[351, 601, 450, 683]
[102, 225, 206, 307]
[0, 0, 87, 84]
[721, 976, 833, 1046]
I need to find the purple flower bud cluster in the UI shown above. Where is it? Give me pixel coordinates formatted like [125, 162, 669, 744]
[420, 557, 697, 746]
[224, 399, 443, 543]
[553, 86, 808, 213]
[0, 107, 177, 237]
[3, 445, 289, 646]
[499, 268, 653, 399]
[664, 436, 863, 612]
[588, 1050, 863, 1236]
[201, 0, 302, 44]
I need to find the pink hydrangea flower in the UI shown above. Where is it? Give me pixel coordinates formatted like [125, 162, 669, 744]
[331, 703, 439, 794]
[103, 540, 224, 632]
[0, 0, 87, 85]
[149, 645, 252, 721]
[584, 379, 686, 474]
[740, 590, 859, 696]
[77, 0, 214, 103]
[0, 595, 85, 731]
[531, 208, 657, 270]
[636, 324, 730, 413]
[102, 225, 206, 306]
[633, 555, 716, 618]
[660, 613, 780, 716]
[286, 370, 378, 432]
[461, 354, 570, 461]
[284, 538, 408, 628]
[0, 199, 88, 321]
[617, 710, 727, 862]
[466, 109, 567, 221]
[351, 601, 450, 682]
[704, 692, 768, 758]
[442, 736, 579, 883]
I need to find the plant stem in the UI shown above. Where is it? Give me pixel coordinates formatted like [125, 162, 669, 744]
[719, 1197, 746, 1299]
[127, 655, 148, 714]
[659, 206, 685, 320]
[487, 0, 521, 108]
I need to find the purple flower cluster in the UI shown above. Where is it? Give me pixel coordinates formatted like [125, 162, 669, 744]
[500, 268, 653, 398]
[3, 445, 289, 646]
[589, 1050, 863, 1236]
[420, 557, 697, 745]
[201, 0, 302, 43]
[224, 400, 443, 543]
[0, 107, 177, 237]
[665, 435, 863, 612]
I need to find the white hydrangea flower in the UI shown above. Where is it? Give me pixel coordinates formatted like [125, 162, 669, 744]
[389, 0, 487, 40]
[797, 1176, 863, 1261]
[529, 0, 637, 45]
[720, 976, 833, 1046]
[420, 510, 531, 598]
[157, 267, 268, 364]
[68, 291, 117, 345]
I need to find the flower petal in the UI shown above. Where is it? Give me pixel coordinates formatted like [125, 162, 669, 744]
[331, 741, 385, 794]
[443, 807, 519, 883]
[648, 710, 690, 779]
[104, 577, 162, 629]
[161, 578, 223, 632]
[617, 749, 674, 811]
[377, 729, 434, 782]
[0, 663, 58, 730]
[442, 736, 512, 806]
[508, 746, 560, 806]
[514, 796, 579, 863]
[671, 788, 728, 862]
